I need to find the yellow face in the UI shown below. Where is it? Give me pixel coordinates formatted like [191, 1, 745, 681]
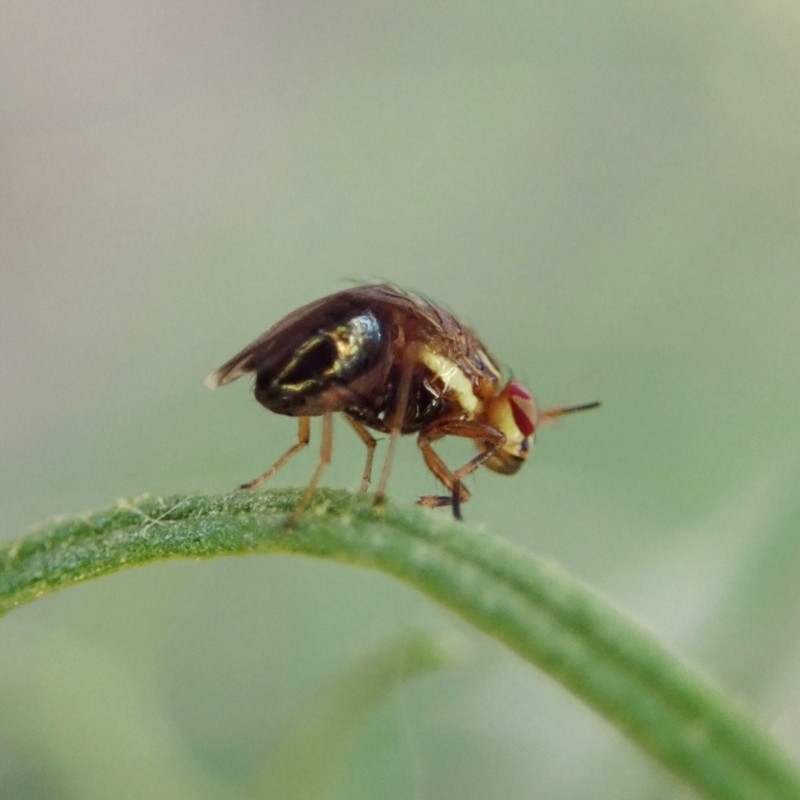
[481, 380, 537, 475]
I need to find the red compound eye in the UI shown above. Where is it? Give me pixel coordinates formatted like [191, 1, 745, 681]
[508, 381, 536, 436]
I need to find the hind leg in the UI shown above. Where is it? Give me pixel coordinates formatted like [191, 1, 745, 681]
[240, 417, 311, 490]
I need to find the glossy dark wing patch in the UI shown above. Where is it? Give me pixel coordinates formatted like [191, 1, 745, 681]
[204, 293, 343, 389]
[205, 284, 420, 391]
[255, 310, 385, 410]
[277, 336, 339, 386]
[205, 287, 390, 390]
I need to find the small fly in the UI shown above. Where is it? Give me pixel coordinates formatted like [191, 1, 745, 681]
[206, 284, 599, 521]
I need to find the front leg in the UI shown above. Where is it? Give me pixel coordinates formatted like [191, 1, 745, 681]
[417, 419, 506, 520]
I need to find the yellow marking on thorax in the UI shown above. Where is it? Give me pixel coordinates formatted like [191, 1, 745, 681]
[420, 346, 481, 415]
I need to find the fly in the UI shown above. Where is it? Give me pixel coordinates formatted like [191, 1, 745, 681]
[206, 284, 599, 521]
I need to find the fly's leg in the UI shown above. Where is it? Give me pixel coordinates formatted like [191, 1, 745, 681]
[374, 342, 418, 507]
[416, 439, 472, 517]
[287, 412, 334, 526]
[344, 415, 378, 493]
[240, 417, 311, 490]
[417, 420, 506, 520]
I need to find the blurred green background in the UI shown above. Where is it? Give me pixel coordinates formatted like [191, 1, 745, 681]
[2, 1, 799, 797]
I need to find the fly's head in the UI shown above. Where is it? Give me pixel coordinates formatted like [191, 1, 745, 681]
[480, 379, 537, 475]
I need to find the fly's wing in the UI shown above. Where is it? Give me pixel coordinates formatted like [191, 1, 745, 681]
[205, 288, 387, 389]
[205, 282, 500, 392]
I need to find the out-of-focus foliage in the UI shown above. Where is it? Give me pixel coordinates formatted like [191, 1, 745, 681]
[1, 1, 799, 797]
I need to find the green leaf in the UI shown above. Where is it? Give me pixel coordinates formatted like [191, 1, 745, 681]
[1, 488, 799, 800]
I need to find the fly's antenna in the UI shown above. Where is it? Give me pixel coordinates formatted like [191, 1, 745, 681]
[539, 400, 601, 425]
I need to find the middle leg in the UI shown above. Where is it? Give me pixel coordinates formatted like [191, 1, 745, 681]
[374, 342, 419, 506]
[344, 414, 378, 493]
[287, 411, 334, 526]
